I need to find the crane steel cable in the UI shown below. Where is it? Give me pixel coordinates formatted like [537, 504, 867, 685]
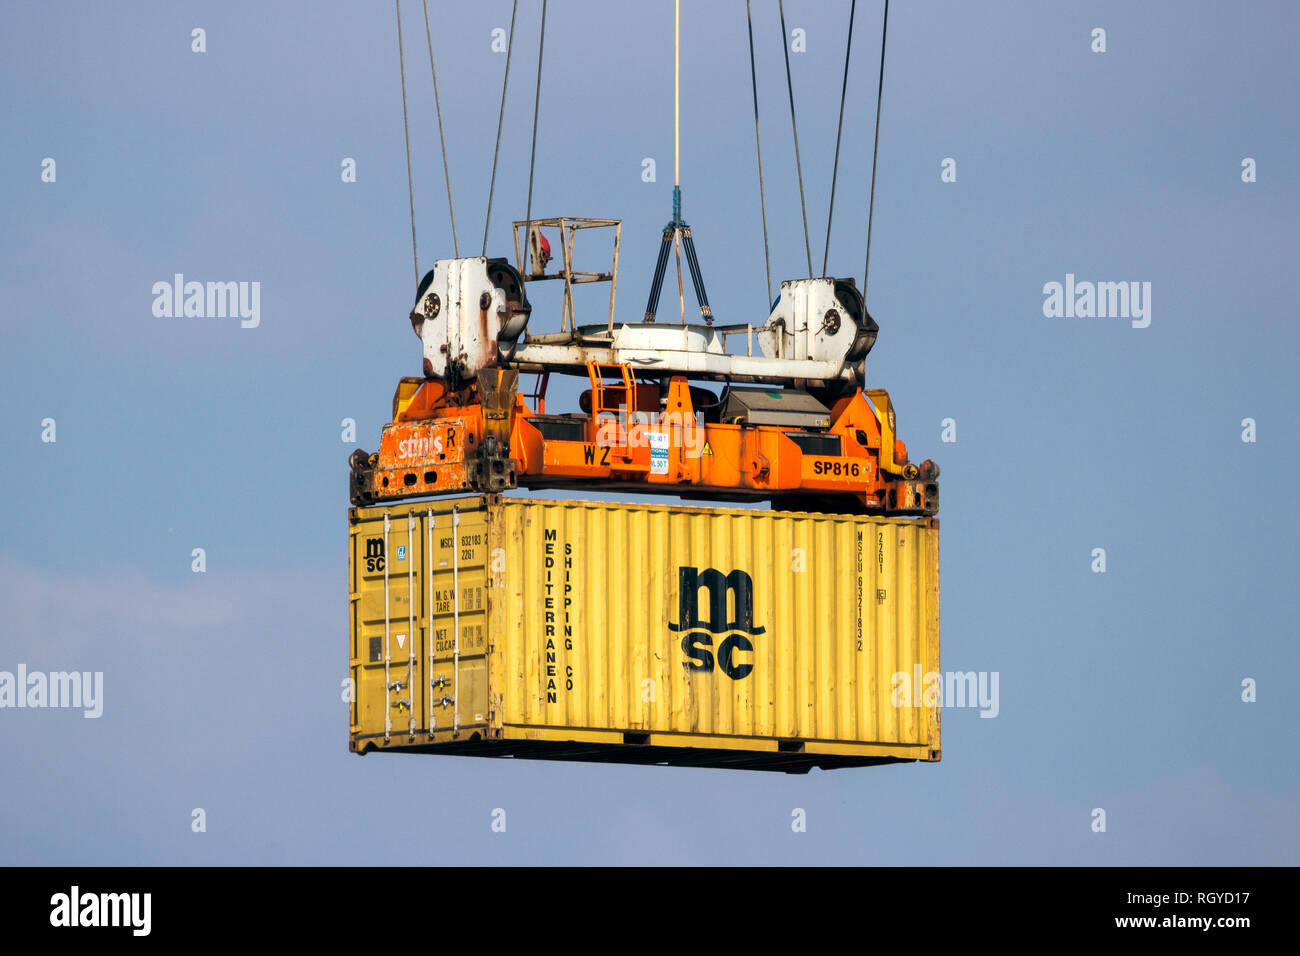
[483, 0, 519, 256]
[422, 0, 459, 257]
[823, 0, 856, 278]
[396, 0, 419, 283]
[864, 0, 889, 296]
[746, 0, 772, 309]
[524, 0, 548, 231]
[778, 0, 813, 279]
[675, 0, 685, 323]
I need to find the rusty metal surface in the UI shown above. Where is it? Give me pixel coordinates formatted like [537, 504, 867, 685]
[370, 418, 471, 499]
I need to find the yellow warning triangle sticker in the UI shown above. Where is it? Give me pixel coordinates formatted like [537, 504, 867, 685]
[702, 441, 713, 456]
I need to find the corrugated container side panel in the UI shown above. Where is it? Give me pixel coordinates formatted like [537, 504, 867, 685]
[667, 509, 691, 734]
[776, 515, 796, 738]
[817, 518, 833, 739]
[608, 506, 624, 731]
[691, 508, 710, 736]
[928, 527, 942, 749]
[907, 523, 925, 742]
[923, 523, 940, 744]
[507, 501, 579, 731]
[774, 512, 794, 738]
[874, 523, 890, 741]
[909, 526, 925, 740]
[626, 508, 643, 731]
[438, 506, 490, 731]
[767, 515, 787, 736]
[884, 522, 911, 743]
[592, 509, 605, 733]
[620, 507, 637, 732]
[803, 517, 821, 737]
[909, 530, 922, 741]
[703, 508, 727, 737]
[643, 507, 663, 732]
[880, 523, 895, 741]
[589, 505, 608, 732]
[625, 506, 641, 731]
[711, 512, 729, 737]
[763, 515, 772, 735]
[709, 513, 727, 738]
[740, 512, 758, 738]
[670, 509, 691, 733]
[878, 528, 899, 743]
[835, 517, 852, 740]
[757, 516, 775, 738]
[806, 515, 824, 738]
[645, 509, 668, 732]
[756, 514, 771, 737]
[660, 509, 676, 731]
[654, 505, 678, 734]
[514, 504, 538, 727]
[820, 519, 836, 738]
[829, 517, 859, 743]
[794, 516, 814, 738]
[741, 511, 758, 738]
[357, 497, 939, 760]
[814, 517, 833, 740]
[808, 517, 820, 735]
[893, 524, 911, 742]
[830, 519, 850, 741]
[847, 520, 864, 740]
[849, 519, 872, 742]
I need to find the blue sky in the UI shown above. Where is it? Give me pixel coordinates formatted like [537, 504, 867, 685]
[1, 0, 1296, 864]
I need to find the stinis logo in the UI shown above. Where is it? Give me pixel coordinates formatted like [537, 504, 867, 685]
[396, 434, 444, 460]
[670, 567, 765, 679]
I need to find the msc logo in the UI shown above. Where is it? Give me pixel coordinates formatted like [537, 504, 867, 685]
[364, 537, 385, 572]
[670, 567, 765, 680]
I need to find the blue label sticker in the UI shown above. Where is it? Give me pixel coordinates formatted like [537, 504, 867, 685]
[649, 432, 669, 475]
[397, 545, 406, 561]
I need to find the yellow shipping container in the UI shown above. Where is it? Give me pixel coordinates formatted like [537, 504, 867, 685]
[349, 495, 940, 772]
